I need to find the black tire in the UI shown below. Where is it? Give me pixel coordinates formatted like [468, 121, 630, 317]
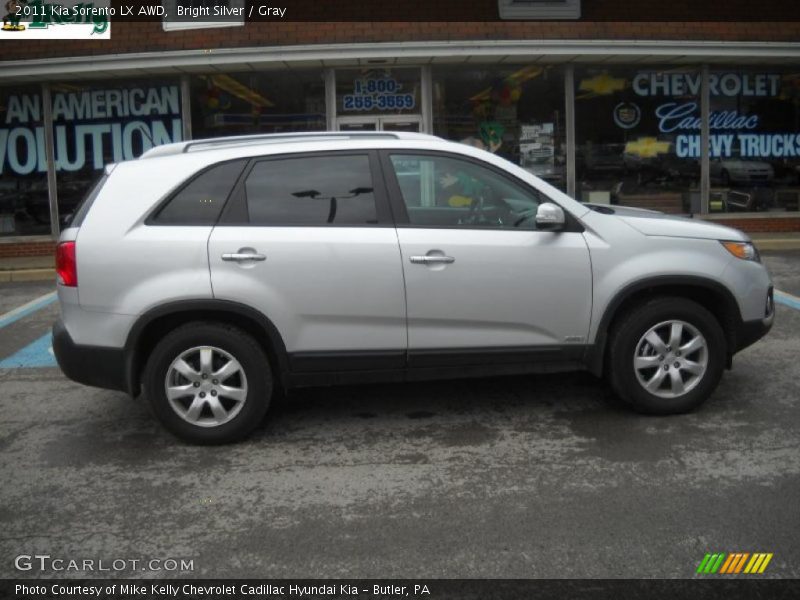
[143, 321, 272, 444]
[607, 297, 726, 415]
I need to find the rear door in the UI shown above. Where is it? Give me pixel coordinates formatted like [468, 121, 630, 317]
[208, 151, 407, 371]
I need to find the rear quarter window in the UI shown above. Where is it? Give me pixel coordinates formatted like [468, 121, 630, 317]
[150, 159, 247, 225]
[68, 173, 108, 228]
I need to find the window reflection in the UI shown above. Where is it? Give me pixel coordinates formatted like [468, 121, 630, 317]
[575, 67, 701, 213]
[0, 86, 50, 236]
[709, 68, 800, 212]
[191, 70, 326, 138]
[244, 155, 377, 225]
[433, 65, 566, 191]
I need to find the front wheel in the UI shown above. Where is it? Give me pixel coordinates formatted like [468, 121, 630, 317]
[143, 322, 272, 444]
[607, 297, 726, 414]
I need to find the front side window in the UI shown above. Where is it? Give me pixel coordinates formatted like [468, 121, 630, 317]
[389, 154, 542, 229]
[244, 155, 377, 225]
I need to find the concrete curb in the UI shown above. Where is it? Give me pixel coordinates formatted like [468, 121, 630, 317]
[0, 268, 55, 283]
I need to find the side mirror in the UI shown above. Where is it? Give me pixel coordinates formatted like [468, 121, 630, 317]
[535, 202, 566, 231]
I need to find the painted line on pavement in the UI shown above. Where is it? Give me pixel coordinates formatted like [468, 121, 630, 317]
[0, 291, 57, 330]
[775, 290, 800, 311]
[0, 333, 57, 368]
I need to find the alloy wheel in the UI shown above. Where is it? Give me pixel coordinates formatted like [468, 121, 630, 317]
[164, 346, 248, 427]
[633, 320, 708, 399]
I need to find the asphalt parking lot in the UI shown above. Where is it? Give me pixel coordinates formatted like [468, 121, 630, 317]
[1, 251, 799, 580]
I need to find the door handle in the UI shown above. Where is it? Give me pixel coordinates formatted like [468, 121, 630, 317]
[409, 255, 455, 265]
[221, 252, 266, 262]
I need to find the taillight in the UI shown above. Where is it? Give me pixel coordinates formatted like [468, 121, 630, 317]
[56, 241, 77, 287]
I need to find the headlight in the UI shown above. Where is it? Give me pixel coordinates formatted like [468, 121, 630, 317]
[721, 240, 760, 262]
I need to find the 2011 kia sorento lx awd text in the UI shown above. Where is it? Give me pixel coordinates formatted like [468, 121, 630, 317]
[52, 132, 774, 444]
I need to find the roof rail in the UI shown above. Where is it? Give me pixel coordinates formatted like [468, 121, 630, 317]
[140, 131, 441, 159]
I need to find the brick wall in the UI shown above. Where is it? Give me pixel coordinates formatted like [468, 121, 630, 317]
[5, 20, 800, 62]
[0, 241, 56, 258]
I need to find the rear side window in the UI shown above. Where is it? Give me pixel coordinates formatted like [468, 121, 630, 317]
[152, 159, 246, 225]
[244, 154, 377, 225]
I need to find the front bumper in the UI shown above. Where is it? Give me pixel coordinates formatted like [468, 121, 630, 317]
[735, 315, 774, 353]
[52, 319, 128, 393]
[734, 287, 774, 353]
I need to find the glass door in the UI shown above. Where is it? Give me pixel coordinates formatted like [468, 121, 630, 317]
[379, 116, 422, 132]
[338, 119, 378, 132]
[336, 116, 421, 132]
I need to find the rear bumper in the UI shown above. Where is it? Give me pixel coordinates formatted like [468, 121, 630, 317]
[52, 319, 127, 393]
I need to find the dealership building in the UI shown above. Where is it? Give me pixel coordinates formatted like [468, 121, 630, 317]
[1, 0, 800, 256]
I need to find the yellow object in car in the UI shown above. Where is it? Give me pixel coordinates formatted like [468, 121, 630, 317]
[448, 195, 473, 208]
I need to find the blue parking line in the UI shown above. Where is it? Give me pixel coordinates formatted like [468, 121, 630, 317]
[0, 332, 57, 368]
[0, 292, 57, 329]
[775, 290, 800, 311]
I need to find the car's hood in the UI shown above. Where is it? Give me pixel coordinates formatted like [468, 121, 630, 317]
[588, 204, 749, 242]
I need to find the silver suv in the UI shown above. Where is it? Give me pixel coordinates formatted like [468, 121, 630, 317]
[53, 132, 774, 443]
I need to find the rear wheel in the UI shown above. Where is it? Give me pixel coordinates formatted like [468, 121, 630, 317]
[608, 297, 726, 414]
[143, 322, 272, 444]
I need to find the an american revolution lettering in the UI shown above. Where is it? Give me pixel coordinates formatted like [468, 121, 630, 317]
[0, 86, 182, 175]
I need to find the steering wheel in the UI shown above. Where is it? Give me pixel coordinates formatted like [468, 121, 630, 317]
[464, 184, 503, 226]
[465, 193, 485, 224]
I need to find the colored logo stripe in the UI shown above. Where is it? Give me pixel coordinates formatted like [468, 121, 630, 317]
[747, 553, 773, 574]
[697, 553, 726, 574]
[718, 553, 735, 573]
[698, 552, 773, 574]
[724, 553, 749, 574]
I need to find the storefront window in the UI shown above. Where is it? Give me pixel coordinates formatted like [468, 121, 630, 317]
[336, 68, 421, 119]
[0, 86, 51, 237]
[190, 70, 325, 138]
[709, 68, 800, 212]
[575, 67, 701, 213]
[50, 79, 183, 226]
[432, 65, 566, 191]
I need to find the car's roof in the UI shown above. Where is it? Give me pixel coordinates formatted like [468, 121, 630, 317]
[140, 131, 446, 160]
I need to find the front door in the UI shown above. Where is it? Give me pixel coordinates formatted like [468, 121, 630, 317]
[381, 151, 593, 361]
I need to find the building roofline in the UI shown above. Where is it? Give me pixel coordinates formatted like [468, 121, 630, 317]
[3, 39, 800, 82]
